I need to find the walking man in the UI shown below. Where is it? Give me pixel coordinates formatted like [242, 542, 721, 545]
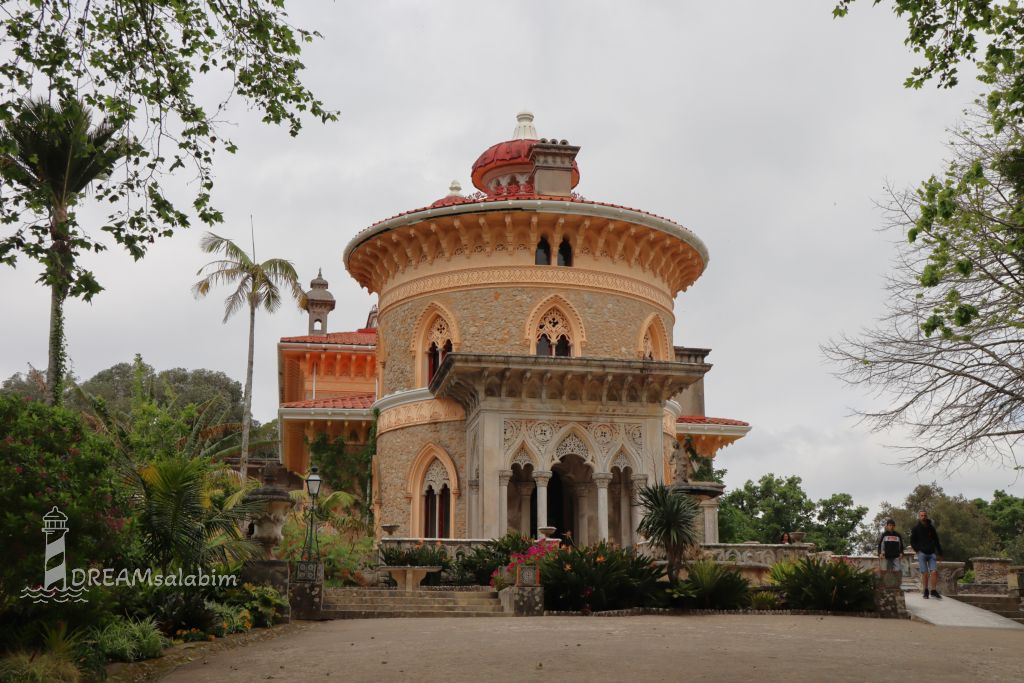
[877, 518, 904, 571]
[910, 510, 943, 599]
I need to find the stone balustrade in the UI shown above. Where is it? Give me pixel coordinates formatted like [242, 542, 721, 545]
[970, 557, 1012, 585]
[700, 543, 815, 567]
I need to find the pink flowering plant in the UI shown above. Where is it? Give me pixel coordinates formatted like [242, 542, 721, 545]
[490, 540, 559, 590]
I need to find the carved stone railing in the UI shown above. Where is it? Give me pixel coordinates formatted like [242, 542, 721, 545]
[826, 552, 965, 595]
[700, 543, 815, 567]
[378, 537, 492, 563]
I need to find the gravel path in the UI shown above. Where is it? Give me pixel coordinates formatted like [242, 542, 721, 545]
[159, 615, 1024, 683]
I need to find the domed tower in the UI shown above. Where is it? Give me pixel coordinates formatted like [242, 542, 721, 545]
[344, 113, 748, 542]
[304, 269, 335, 335]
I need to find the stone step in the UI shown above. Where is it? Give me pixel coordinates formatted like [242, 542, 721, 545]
[322, 594, 500, 605]
[321, 609, 508, 619]
[325, 589, 498, 599]
[955, 593, 1015, 603]
[323, 602, 504, 613]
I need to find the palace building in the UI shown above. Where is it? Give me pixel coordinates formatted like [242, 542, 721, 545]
[277, 113, 750, 544]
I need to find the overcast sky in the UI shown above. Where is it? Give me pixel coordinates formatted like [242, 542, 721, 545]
[1, 1, 1019, 518]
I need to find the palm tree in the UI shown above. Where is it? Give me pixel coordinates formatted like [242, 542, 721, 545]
[0, 98, 128, 405]
[193, 233, 304, 481]
[637, 484, 700, 582]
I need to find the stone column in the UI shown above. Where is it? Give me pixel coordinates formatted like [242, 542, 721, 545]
[619, 478, 632, 546]
[517, 481, 535, 535]
[575, 485, 590, 546]
[699, 498, 720, 544]
[533, 470, 552, 532]
[593, 473, 613, 542]
[630, 473, 648, 542]
[497, 469, 513, 535]
[468, 477, 480, 538]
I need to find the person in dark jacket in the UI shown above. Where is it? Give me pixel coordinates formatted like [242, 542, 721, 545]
[910, 510, 943, 599]
[876, 518, 904, 571]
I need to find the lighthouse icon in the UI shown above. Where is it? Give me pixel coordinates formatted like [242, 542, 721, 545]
[42, 506, 69, 590]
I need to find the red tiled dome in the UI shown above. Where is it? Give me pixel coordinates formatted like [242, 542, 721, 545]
[470, 138, 580, 193]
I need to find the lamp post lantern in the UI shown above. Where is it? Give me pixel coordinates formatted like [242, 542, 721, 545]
[301, 466, 322, 564]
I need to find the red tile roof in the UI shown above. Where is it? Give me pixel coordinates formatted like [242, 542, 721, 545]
[280, 329, 377, 346]
[280, 393, 376, 410]
[677, 415, 749, 427]
[470, 138, 580, 192]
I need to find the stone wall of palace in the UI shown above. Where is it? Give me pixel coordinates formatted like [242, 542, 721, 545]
[377, 285, 674, 394]
[376, 420, 467, 538]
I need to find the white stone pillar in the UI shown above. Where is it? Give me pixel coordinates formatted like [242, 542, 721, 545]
[533, 470, 551, 532]
[497, 469, 513, 535]
[700, 498, 720, 544]
[518, 481, 535, 535]
[468, 477, 480, 537]
[576, 485, 590, 546]
[619, 478, 632, 546]
[630, 473, 648, 542]
[593, 473, 613, 542]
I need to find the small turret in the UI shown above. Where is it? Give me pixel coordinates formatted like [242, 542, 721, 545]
[304, 269, 336, 335]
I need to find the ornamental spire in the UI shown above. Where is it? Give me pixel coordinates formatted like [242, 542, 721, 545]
[512, 111, 537, 140]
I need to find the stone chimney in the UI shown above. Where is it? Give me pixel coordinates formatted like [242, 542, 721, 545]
[529, 138, 581, 197]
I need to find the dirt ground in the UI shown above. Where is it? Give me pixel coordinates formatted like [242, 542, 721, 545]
[158, 615, 1024, 683]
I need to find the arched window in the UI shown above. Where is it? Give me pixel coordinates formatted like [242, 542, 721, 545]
[425, 317, 453, 383]
[557, 238, 573, 267]
[535, 237, 551, 265]
[536, 308, 572, 357]
[638, 314, 670, 361]
[642, 331, 654, 360]
[423, 460, 451, 537]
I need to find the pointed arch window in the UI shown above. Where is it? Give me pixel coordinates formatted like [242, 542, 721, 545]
[557, 238, 573, 267]
[426, 317, 453, 383]
[423, 460, 451, 537]
[536, 308, 573, 357]
[535, 237, 551, 265]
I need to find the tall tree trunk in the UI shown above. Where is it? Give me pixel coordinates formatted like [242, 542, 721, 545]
[240, 299, 256, 481]
[45, 205, 69, 406]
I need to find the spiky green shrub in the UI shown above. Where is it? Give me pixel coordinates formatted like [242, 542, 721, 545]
[676, 560, 750, 609]
[92, 616, 167, 662]
[750, 590, 782, 610]
[0, 651, 80, 683]
[777, 557, 876, 612]
[540, 542, 664, 612]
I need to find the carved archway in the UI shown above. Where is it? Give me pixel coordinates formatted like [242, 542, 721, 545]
[637, 312, 671, 361]
[410, 301, 462, 387]
[524, 294, 587, 355]
[406, 443, 461, 536]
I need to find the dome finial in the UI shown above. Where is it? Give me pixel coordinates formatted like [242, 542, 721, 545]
[448, 179, 462, 196]
[512, 111, 537, 140]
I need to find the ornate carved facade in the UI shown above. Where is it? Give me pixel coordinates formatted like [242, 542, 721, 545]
[277, 113, 751, 542]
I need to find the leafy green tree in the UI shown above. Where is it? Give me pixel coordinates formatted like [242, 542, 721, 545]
[0, 365, 49, 402]
[807, 493, 868, 555]
[720, 474, 816, 544]
[976, 489, 1024, 562]
[0, 98, 129, 405]
[0, 1, 335, 324]
[192, 232, 303, 481]
[636, 484, 699, 582]
[0, 393, 128, 639]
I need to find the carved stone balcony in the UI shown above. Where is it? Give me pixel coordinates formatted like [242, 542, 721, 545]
[428, 352, 711, 414]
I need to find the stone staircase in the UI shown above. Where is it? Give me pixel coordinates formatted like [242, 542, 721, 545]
[322, 588, 506, 619]
[953, 593, 1024, 625]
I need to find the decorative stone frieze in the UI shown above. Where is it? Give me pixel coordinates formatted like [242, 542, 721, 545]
[377, 398, 465, 434]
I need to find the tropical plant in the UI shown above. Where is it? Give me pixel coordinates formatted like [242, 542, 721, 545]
[750, 590, 782, 610]
[215, 583, 287, 628]
[636, 484, 699, 582]
[0, 651, 80, 683]
[776, 557, 876, 612]
[676, 560, 750, 610]
[380, 543, 449, 568]
[126, 457, 258, 572]
[0, 98, 129, 405]
[193, 232, 304, 481]
[539, 542, 664, 612]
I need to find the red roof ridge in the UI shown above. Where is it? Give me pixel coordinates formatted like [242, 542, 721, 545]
[676, 415, 749, 427]
[280, 329, 377, 345]
[281, 393, 376, 410]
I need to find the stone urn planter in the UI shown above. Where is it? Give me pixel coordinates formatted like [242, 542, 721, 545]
[244, 463, 295, 560]
[380, 566, 443, 591]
